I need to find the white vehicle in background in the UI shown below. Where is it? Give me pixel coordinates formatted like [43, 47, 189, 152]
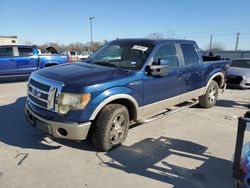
[78, 51, 92, 61]
[62, 51, 78, 62]
[61, 50, 92, 62]
[227, 58, 250, 89]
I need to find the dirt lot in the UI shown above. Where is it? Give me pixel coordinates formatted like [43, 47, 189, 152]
[0, 81, 249, 188]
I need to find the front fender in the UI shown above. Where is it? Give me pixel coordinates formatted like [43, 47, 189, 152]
[87, 87, 139, 121]
[204, 70, 225, 95]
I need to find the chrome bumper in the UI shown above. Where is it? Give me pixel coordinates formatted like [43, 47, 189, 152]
[25, 104, 91, 140]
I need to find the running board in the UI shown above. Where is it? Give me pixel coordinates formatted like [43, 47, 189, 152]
[0, 74, 30, 78]
[137, 99, 199, 124]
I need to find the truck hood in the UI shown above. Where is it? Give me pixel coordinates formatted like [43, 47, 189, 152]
[228, 67, 250, 77]
[34, 62, 132, 87]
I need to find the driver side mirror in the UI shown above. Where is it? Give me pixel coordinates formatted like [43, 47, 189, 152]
[146, 59, 169, 76]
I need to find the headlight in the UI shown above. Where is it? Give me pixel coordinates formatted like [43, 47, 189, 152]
[58, 93, 91, 115]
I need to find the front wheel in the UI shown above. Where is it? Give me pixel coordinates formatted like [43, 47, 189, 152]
[92, 104, 129, 152]
[199, 80, 219, 108]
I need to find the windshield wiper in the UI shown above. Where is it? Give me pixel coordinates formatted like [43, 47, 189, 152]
[94, 61, 124, 70]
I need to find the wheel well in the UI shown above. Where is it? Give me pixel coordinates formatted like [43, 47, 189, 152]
[109, 99, 137, 122]
[45, 63, 58, 67]
[212, 75, 223, 87]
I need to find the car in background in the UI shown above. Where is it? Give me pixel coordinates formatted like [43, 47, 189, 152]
[227, 58, 250, 89]
[78, 51, 92, 61]
[62, 50, 92, 62]
[0, 45, 69, 77]
[61, 50, 78, 62]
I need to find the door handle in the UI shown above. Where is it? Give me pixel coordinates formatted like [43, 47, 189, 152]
[177, 73, 183, 79]
[196, 69, 203, 74]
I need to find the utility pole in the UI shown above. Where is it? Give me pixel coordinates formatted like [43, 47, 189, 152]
[209, 34, 213, 51]
[235, 32, 240, 51]
[88, 17, 95, 48]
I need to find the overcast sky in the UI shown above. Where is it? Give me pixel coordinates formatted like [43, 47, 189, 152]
[0, 0, 250, 50]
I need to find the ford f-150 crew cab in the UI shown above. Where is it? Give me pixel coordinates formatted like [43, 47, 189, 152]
[0, 45, 69, 77]
[25, 39, 230, 151]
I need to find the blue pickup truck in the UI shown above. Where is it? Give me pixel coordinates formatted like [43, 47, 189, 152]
[25, 39, 230, 151]
[0, 45, 69, 77]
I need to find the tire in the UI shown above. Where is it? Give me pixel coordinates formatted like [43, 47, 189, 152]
[199, 80, 219, 108]
[92, 104, 129, 152]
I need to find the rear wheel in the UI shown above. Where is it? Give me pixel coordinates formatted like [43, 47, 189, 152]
[92, 104, 129, 152]
[199, 80, 219, 108]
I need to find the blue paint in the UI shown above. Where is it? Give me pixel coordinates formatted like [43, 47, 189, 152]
[0, 45, 69, 76]
[26, 39, 230, 123]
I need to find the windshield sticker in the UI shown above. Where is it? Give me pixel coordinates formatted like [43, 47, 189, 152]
[132, 45, 148, 52]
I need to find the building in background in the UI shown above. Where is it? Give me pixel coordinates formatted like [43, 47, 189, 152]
[203, 50, 250, 60]
[0, 36, 18, 45]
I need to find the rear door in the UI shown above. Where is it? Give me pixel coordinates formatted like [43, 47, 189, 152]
[143, 43, 182, 105]
[179, 43, 202, 93]
[0, 46, 18, 75]
[16, 47, 38, 74]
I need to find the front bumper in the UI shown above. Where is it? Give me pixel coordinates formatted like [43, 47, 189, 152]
[227, 83, 250, 89]
[227, 76, 250, 89]
[25, 104, 91, 140]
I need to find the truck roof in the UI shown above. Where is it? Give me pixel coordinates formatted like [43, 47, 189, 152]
[114, 38, 196, 45]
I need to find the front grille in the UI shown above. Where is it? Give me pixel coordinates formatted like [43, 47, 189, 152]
[227, 75, 243, 85]
[29, 93, 47, 108]
[30, 79, 50, 92]
[27, 77, 60, 112]
[28, 85, 48, 100]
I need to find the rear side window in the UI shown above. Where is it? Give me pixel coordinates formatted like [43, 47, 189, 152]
[153, 44, 179, 68]
[70, 51, 75, 55]
[181, 44, 199, 66]
[18, 47, 34, 56]
[0, 47, 13, 56]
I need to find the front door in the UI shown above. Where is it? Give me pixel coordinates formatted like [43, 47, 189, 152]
[143, 43, 183, 112]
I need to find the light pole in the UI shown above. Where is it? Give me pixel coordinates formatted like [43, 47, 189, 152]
[235, 32, 240, 51]
[88, 17, 95, 48]
[209, 34, 213, 51]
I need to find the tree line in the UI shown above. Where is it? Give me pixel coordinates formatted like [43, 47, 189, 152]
[24, 41, 108, 52]
[24, 32, 227, 53]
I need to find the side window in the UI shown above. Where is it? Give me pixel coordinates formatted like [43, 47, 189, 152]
[180, 44, 199, 66]
[153, 44, 179, 68]
[0, 47, 13, 56]
[18, 47, 34, 56]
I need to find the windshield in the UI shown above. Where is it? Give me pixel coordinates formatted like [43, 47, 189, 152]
[85, 40, 154, 70]
[231, 60, 250, 69]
